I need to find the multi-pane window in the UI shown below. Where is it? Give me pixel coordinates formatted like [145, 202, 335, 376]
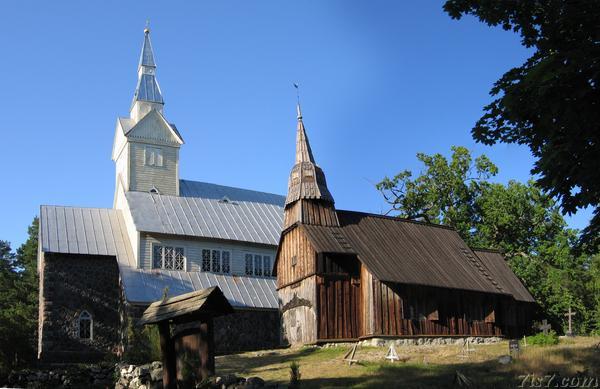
[245, 254, 253, 275]
[153, 245, 185, 270]
[145, 146, 164, 167]
[202, 249, 211, 272]
[222, 251, 231, 273]
[263, 256, 272, 277]
[212, 250, 221, 273]
[245, 253, 272, 277]
[174, 248, 185, 270]
[201, 249, 230, 274]
[254, 255, 263, 276]
[78, 311, 92, 340]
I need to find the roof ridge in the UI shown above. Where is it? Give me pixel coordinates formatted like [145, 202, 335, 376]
[471, 247, 505, 254]
[336, 209, 456, 231]
[40, 204, 118, 212]
[179, 179, 285, 198]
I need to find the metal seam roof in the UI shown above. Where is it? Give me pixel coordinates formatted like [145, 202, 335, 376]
[125, 180, 285, 246]
[39, 205, 278, 309]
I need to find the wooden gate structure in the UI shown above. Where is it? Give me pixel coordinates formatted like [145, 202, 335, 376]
[138, 286, 234, 389]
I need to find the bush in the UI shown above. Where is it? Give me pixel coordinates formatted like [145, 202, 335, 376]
[526, 330, 559, 346]
[123, 322, 161, 364]
[179, 352, 201, 388]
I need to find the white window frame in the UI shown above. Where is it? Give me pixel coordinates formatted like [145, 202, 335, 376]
[145, 146, 164, 167]
[152, 244, 187, 271]
[200, 248, 231, 274]
[78, 310, 93, 341]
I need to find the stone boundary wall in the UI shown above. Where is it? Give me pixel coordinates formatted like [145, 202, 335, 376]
[359, 336, 503, 347]
[5, 364, 114, 388]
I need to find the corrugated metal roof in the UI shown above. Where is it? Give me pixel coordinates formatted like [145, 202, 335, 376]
[331, 210, 509, 295]
[126, 180, 285, 246]
[39, 205, 278, 309]
[473, 249, 536, 303]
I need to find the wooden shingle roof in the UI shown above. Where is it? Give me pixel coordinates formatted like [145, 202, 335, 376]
[138, 286, 234, 325]
[294, 210, 534, 301]
[473, 249, 536, 303]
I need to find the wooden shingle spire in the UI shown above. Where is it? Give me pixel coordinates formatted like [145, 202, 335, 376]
[284, 104, 338, 228]
[295, 104, 315, 164]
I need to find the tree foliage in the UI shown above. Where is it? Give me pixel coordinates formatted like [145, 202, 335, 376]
[377, 147, 598, 333]
[0, 218, 39, 377]
[443, 0, 600, 250]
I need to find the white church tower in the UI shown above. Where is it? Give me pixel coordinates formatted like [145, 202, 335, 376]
[112, 26, 184, 204]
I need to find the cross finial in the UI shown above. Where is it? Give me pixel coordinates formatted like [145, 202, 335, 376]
[144, 20, 150, 34]
[294, 82, 302, 119]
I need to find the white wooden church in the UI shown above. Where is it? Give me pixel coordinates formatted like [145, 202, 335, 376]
[37, 28, 283, 362]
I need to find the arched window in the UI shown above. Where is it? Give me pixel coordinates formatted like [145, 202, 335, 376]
[78, 311, 93, 340]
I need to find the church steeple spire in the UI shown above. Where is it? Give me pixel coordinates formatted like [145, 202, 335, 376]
[295, 103, 316, 164]
[284, 103, 338, 228]
[139, 25, 156, 68]
[131, 25, 164, 121]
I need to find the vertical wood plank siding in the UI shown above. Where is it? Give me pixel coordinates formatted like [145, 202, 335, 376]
[284, 201, 339, 229]
[316, 275, 361, 340]
[368, 278, 508, 337]
[276, 227, 316, 288]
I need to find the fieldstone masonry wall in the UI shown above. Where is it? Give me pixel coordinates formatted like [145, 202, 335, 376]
[38, 253, 121, 363]
[127, 304, 280, 355]
[213, 309, 280, 354]
[359, 336, 503, 347]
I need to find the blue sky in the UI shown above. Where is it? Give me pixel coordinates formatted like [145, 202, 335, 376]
[0, 1, 591, 248]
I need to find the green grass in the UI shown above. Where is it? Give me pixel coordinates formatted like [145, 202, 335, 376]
[216, 337, 600, 388]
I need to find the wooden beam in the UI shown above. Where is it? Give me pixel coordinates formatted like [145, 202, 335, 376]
[158, 322, 176, 389]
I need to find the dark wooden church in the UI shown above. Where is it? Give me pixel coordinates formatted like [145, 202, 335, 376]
[275, 105, 536, 345]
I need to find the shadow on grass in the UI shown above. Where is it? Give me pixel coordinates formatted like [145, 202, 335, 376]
[217, 342, 600, 388]
[217, 347, 326, 376]
[298, 360, 519, 389]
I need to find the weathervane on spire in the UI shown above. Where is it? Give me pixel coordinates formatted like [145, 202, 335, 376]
[144, 19, 150, 34]
[294, 82, 302, 119]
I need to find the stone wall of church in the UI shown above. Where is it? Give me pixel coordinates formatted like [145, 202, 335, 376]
[213, 308, 280, 354]
[38, 253, 121, 363]
[127, 304, 280, 355]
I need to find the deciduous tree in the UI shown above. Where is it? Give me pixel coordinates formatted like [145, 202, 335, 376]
[443, 0, 600, 250]
[378, 147, 597, 332]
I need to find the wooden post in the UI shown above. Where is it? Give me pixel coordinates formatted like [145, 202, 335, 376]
[198, 318, 215, 380]
[158, 322, 176, 389]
